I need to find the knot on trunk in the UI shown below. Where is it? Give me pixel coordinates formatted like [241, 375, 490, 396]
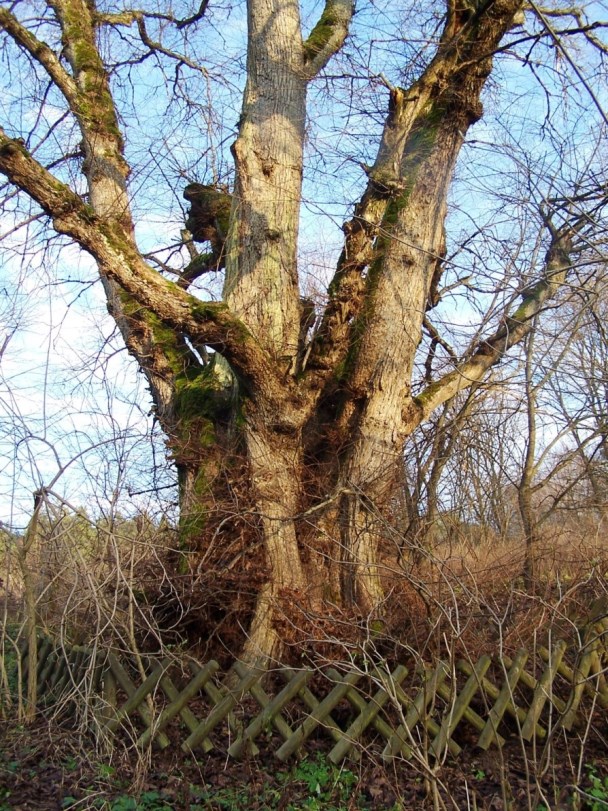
[183, 183, 232, 270]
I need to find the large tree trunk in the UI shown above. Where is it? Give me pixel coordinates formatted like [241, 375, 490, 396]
[6, 0, 589, 668]
[181, 0, 529, 663]
[219, 0, 309, 662]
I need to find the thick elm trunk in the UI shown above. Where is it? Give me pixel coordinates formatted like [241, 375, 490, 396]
[219, 3, 525, 664]
[241, 425, 305, 662]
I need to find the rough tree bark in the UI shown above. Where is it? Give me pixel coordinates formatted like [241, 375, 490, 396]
[519, 328, 541, 590]
[0, 0, 593, 664]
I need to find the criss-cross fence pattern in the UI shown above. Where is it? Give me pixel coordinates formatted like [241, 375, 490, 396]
[19, 622, 608, 763]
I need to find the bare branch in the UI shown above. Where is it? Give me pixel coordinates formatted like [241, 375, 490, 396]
[308, 0, 524, 384]
[176, 0, 210, 30]
[135, 15, 209, 75]
[95, 1, 210, 30]
[528, 0, 608, 127]
[0, 7, 78, 105]
[413, 228, 575, 421]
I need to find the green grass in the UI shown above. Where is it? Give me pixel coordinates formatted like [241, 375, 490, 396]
[187, 755, 372, 811]
[584, 764, 608, 810]
[57, 755, 381, 811]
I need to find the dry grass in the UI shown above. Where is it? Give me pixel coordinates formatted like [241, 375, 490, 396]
[2, 504, 607, 673]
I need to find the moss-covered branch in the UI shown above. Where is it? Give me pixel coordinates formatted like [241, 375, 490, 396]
[302, 0, 353, 78]
[306, 1, 524, 391]
[0, 130, 275, 392]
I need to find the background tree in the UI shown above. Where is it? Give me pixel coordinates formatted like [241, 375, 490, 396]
[1, 0, 607, 663]
[548, 290, 608, 521]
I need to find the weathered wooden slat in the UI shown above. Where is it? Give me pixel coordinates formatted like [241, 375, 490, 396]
[276, 670, 362, 762]
[156, 669, 210, 745]
[501, 647, 567, 716]
[539, 645, 581, 683]
[227, 664, 309, 758]
[54, 648, 81, 696]
[47, 651, 69, 692]
[192, 663, 224, 706]
[104, 656, 171, 748]
[539, 644, 586, 683]
[435, 680, 505, 747]
[182, 664, 263, 754]
[69, 649, 87, 688]
[528, 647, 567, 715]
[188, 661, 246, 743]
[344, 666, 410, 748]
[34, 638, 52, 680]
[587, 649, 608, 708]
[137, 659, 219, 749]
[327, 664, 408, 764]
[383, 663, 461, 760]
[97, 665, 117, 728]
[501, 655, 538, 693]
[91, 654, 105, 694]
[431, 655, 492, 758]
[560, 647, 595, 730]
[281, 670, 355, 757]
[328, 680, 397, 761]
[521, 640, 567, 741]
[79, 648, 95, 682]
[62, 649, 89, 720]
[38, 649, 58, 690]
[474, 649, 531, 749]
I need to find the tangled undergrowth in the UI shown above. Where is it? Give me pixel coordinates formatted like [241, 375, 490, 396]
[2, 518, 608, 810]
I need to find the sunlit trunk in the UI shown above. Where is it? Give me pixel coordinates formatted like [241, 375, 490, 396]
[241, 425, 305, 662]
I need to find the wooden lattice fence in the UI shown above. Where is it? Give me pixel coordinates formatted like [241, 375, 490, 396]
[18, 622, 608, 764]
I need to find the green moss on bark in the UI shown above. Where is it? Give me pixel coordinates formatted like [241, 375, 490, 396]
[58, 2, 125, 145]
[304, 3, 341, 60]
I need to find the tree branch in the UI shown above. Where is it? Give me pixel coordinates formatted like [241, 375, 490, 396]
[307, 0, 524, 385]
[302, 0, 354, 78]
[0, 131, 274, 391]
[95, 1, 210, 30]
[528, 0, 608, 127]
[0, 7, 78, 106]
[176, 0, 210, 30]
[413, 228, 574, 421]
[135, 15, 209, 75]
